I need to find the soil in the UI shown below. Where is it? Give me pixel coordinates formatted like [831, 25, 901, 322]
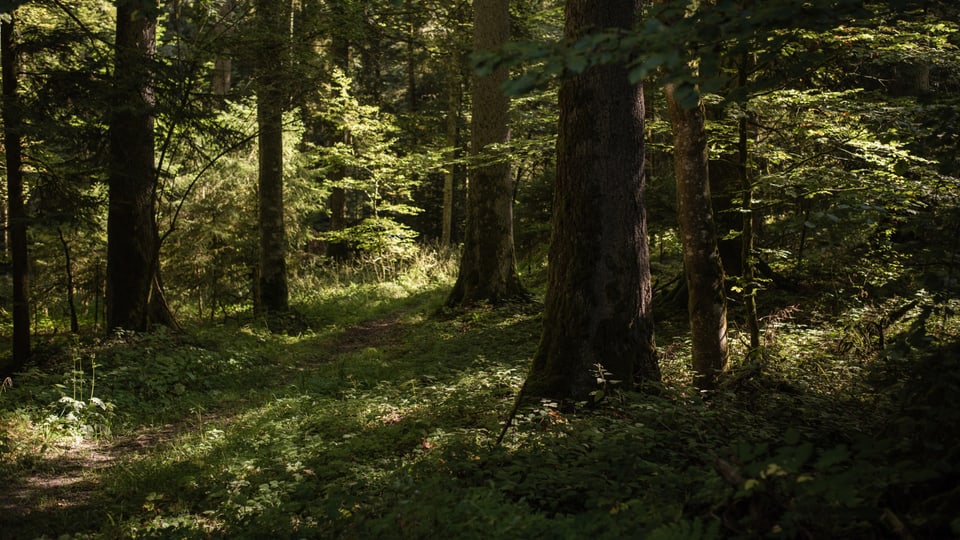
[0, 421, 195, 539]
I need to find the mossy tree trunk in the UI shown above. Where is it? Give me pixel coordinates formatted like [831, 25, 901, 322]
[255, 0, 290, 315]
[526, 0, 659, 401]
[2, 10, 30, 373]
[447, 0, 525, 306]
[665, 82, 729, 390]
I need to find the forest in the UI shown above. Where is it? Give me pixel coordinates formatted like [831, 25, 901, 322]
[0, 0, 958, 538]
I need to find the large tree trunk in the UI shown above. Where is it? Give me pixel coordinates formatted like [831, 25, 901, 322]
[665, 83, 728, 390]
[107, 1, 160, 332]
[2, 10, 30, 374]
[447, 0, 524, 306]
[255, 0, 290, 315]
[526, 0, 659, 401]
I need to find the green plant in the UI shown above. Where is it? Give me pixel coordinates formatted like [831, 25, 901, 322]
[589, 362, 623, 404]
[39, 345, 115, 439]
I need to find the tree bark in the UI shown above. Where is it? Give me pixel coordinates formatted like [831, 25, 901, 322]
[405, 0, 418, 113]
[665, 83, 728, 390]
[447, 0, 525, 306]
[442, 53, 462, 248]
[107, 0, 161, 332]
[2, 10, 31, 374]
[255, 0, 290, 314]
[526, 0, 659, 401]
[738, 58, 761, 354]
[58, 229, 80, 334]
[211, 0, 234, 96]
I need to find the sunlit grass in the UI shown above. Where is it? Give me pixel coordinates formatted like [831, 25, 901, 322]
[83, 302, 535, 538]
[2, 243, 959, 538]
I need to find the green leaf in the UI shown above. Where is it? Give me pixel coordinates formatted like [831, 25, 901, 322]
[628, 53, 665, 84]
[784, 428, 802, 445]
[815, 445, 851, 470]
[501, 73, 540, 96]
[566, 54, 588, 74]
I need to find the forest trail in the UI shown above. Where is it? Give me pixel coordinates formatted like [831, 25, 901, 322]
[0, 419, 199, 537]
[329, 310, 407, 357]
[0, 310, 408, 537]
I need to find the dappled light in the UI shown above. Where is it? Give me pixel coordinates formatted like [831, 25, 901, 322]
[2, 0, 959, 538]
[2, 256, 958, 537]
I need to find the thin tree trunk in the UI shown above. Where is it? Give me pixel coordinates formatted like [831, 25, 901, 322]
[442, 54, 461, 247]
[58, 228, 80, 334]
[739, 58, 761, 354]
[359, 13, 383, 104]
[2, 10, 31, 373]
[256, 0, 290, 314]
[211, 0, 234, 96]
[665, 83, 728, 390]
[527, 0, 658, 401]
[406, 0, 418, 113]
[447, 0, 524, 306]
[325, 26, 351, 260]
[93, 262, 102, 332]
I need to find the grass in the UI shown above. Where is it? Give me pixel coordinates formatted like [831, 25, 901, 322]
[0, 247, 958, 539]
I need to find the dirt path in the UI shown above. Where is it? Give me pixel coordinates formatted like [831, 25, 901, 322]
[331, 311, 407, 355]
[0, 312, 409, 538]
[0, 421, 191, 537]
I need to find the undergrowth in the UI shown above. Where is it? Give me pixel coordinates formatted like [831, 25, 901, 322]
[0, 248, 958, 539]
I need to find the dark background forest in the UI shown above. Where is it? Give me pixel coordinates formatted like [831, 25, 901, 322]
[0, 0, 958, 538]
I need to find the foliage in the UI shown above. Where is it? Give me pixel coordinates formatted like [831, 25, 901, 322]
[0, 0, 959, 538]
[303, 69, 442, 263]
[1, 245, 958, 538]
[474, 0, 875, 102]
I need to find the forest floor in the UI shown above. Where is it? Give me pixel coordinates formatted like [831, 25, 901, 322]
[0, 308, 412, 539]
[0, 419, 183, 521]
[1, 268, 958, 539]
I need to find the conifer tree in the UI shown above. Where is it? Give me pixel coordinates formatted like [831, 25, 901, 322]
[527, 0, 659, 401]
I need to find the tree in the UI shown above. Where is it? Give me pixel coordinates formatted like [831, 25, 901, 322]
[526, 0, 659, 401]
[2, 7, 30, 374]
[106, 0, 166, 332]
[211, 0, 235, 96]
[321, 2, 351, 261]
[442, 51, 463, 248]
[665, 81, 728, 390]
[254, 0, 289, 315]
[446, 0, 525, 306]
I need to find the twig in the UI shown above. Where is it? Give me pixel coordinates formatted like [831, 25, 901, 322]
[714, 457, 746, 487]
[880, 508, 915, 540]
[494, 380, 528, 447]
